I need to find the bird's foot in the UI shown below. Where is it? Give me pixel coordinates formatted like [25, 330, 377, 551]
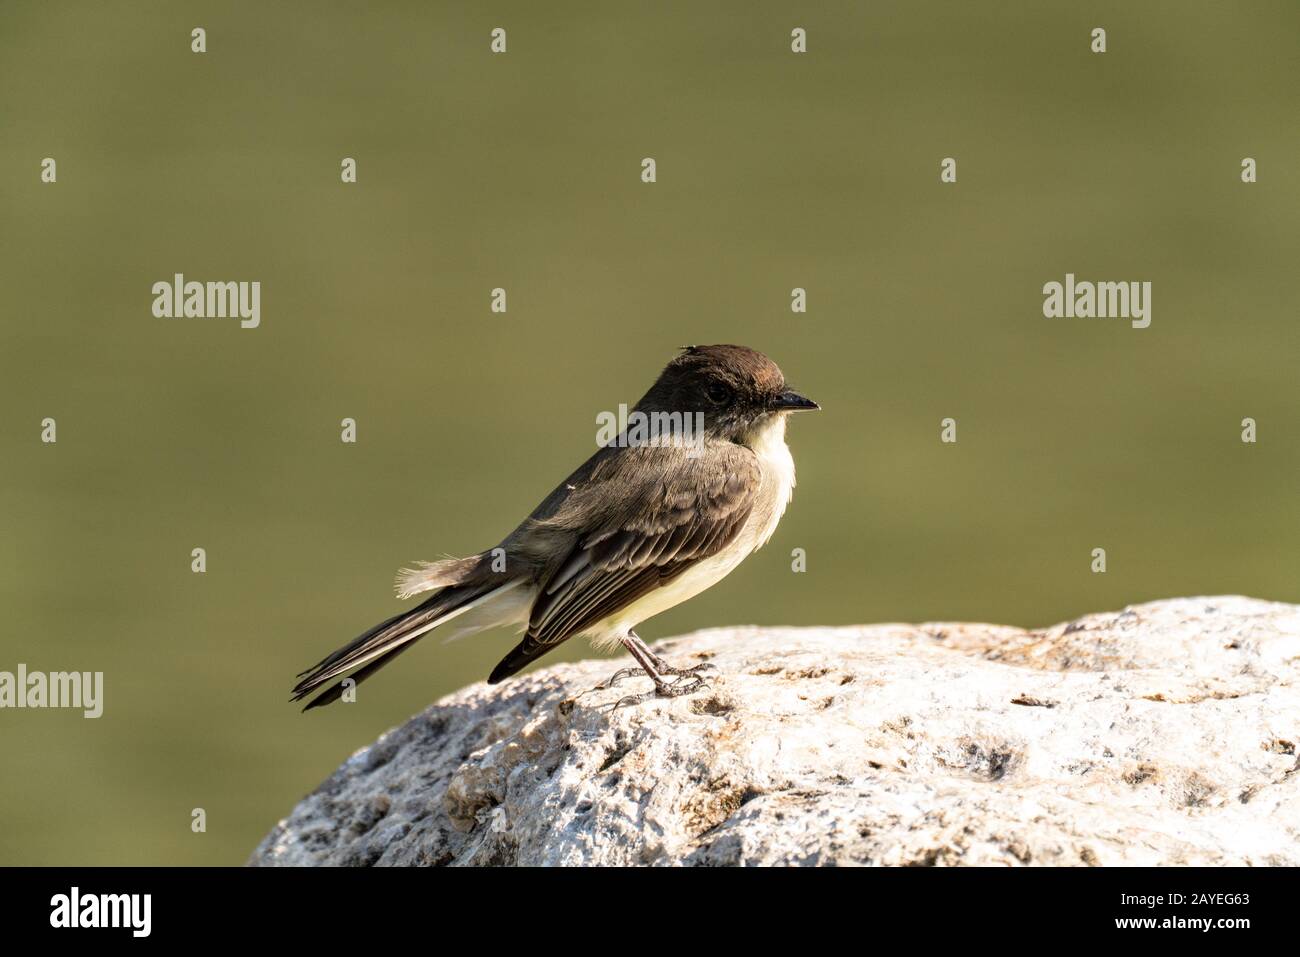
[594, 658, 714, 691]
[595, 666, 650, 689]
[613, 673, 710, 709]
[655, 660, 717, 678]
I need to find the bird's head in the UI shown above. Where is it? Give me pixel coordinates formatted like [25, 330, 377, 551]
[635, 344, 819, 447]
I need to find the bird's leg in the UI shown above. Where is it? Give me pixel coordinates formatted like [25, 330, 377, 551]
[597, 631, 716, 689]
[602, 632, 712, 707]
[626, 631, 717, 678]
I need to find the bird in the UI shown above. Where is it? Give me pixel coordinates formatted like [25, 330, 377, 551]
[291, 344, 819, 710]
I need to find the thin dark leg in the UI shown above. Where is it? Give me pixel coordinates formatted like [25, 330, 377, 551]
[595, 631, 712, 707]
[625, 631, 716, 678]
[595, 631, 717, 690]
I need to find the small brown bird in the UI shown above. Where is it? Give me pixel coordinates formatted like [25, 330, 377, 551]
[292, 344, 818, 709]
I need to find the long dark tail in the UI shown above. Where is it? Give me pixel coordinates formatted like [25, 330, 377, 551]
[291, 583, 495, 711]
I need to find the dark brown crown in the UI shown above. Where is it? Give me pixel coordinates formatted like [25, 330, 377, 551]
[665, 344, 786, 395]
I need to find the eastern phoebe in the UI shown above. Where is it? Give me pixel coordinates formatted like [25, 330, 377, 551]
[292, 344, 818, 709]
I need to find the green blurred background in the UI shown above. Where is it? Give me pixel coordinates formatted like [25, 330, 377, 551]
[2, 1, 1296, 865]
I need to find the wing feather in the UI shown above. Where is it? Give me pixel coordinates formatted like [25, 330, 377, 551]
[487, 443, 762, 683]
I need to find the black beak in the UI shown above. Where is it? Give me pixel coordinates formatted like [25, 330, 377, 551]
[772, 389, 820, 411]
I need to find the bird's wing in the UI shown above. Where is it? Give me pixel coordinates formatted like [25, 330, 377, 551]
[487, 442, 762, 682]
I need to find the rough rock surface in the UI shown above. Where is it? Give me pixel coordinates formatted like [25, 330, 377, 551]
[250, 596, 1300, 866]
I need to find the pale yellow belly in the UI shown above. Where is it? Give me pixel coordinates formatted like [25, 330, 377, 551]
[584, 545, 751, 648]
[583, 436, 795, 650]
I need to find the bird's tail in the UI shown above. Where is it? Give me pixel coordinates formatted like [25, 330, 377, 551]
[291, 573, 525, 711]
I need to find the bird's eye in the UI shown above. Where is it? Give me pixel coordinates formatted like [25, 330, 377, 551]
[705, 382, 731, 405]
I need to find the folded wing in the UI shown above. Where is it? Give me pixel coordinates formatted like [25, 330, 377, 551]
[487, 443, 761, 683]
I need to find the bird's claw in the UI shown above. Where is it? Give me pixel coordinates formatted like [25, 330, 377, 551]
[594, 666, 649, 690]
[612, 673, 710, 710]
[595, 659, 714, 692]
[658, 661, 717, 677]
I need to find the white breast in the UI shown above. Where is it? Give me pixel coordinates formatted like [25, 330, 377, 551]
[743, 413, 797, 550]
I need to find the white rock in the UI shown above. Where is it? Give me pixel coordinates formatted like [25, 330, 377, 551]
[249, 596, 1300, 866]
